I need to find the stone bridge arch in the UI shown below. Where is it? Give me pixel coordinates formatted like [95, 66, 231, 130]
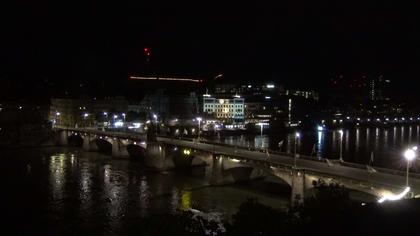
[126, 141, 147, 160]
[67, 133, 84, 147]
[143, 143, 208, 170]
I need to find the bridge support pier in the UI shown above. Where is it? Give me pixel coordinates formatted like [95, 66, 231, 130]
[291, 170, 305, 206]
[58, 130, 68, 146]
[83, 134, 98, 151]
[111, 138, 129, 158]
[144, 143, 175, 170]
[209, 154, 224, 185]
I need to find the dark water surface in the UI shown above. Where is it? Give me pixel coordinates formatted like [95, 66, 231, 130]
[0, 147, 288, 235]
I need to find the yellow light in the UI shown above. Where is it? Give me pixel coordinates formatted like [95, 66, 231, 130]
[180, 191, 192, 210]
[183, 149, 191, 155]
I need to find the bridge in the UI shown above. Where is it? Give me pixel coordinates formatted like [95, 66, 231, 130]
[53, 127, 420, 204]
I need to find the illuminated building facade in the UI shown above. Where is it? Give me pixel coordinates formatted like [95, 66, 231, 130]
[202, 95, 244, 122]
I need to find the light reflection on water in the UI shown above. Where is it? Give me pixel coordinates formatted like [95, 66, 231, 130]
[212, 125, 420, 171]
[0, 147, 289, 234]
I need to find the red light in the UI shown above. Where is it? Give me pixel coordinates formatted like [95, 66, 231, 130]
[144, 47, 149, 52]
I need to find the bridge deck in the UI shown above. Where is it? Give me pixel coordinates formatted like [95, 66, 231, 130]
[157, 137, 420, 193]
[54, 127, 420, 194]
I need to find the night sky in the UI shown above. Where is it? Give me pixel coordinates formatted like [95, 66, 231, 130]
[1, 1, 420, 98]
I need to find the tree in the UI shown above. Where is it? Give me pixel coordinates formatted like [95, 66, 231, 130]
[227, 198, 293, 236]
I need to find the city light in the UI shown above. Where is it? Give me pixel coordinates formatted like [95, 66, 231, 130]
[404, 148, 416, 161]
[183, 149, 191, 155]
[317, 125, 324, 131]
[378, 187, 411, 203]
[294, 132, 301, 167]
[256, 122, 269, 136]
[83, 113, 89, 118]
[114, 121, 124, 128]
[266, 84, 275, 88]
[56, 112, 61, 116]
[132, 122, 142, 128]
[130, 76, 202, 83]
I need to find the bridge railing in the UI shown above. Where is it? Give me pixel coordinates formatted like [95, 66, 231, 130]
[54, 126, 147, 141]
[159, 135, 420, 180]
[162, 135, 329, 161]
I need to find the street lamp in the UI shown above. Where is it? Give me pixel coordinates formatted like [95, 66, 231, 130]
[153, 114, 158, 134]
[83, 113, 89, 127]
[55, 112, 61, 126]
[294, 132, 300, 167]
[196, 117, 202, 139]
[404, 147, 416, 186]
[339, 130, 344, 162]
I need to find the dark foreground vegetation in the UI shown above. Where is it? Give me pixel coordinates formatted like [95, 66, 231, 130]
[128, 182, 420, 236]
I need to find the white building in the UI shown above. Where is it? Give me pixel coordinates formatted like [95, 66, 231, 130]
[203, 95, 244, 121]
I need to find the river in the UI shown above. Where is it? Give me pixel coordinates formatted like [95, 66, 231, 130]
[3, 125, 410, 234]
[0, 147, 289, 235]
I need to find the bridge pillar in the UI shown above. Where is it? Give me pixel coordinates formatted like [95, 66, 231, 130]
[291, 170, 305, 206]
[58, 130, 68, 146]
[144, 143, 175, 170]
[83, 134, 98, 151]
[82, 135, 90, 151]
[209, 154, 224, 185]
[111, 138, 129, 158]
